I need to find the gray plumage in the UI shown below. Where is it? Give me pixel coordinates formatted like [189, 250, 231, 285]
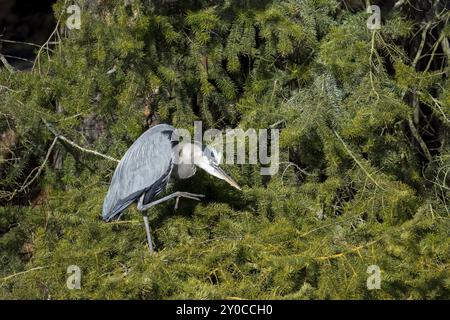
[102, 124, 175, 221]
[102, 123, 241, 252]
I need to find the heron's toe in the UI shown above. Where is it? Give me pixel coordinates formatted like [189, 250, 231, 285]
[186, 196, 202, 201]
[192, 193, 205, 198]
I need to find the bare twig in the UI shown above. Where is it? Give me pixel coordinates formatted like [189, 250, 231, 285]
[296, 215, 362, 238]
[317, 240, 380, 261]
[1, 54, 34, 63]
[32, 2, 66, 74]
[107, 220, 141, 225]
[0, 118, 119, 200]
[0, 53, 15, 73]
[0, 38, 49, 50]
[394, 0, 405, 9]
[269, 119, 285, 128]
[42, 118, 120, 163]
[412, 22, 431, 69]
[398, 20, 435, 162]
[441, 37, 450, 66]
[0, 85, 20, 93]
[280, 161, 312, 185]
[369, 31, 380, 100]
[408, 116, 432, 161]
[19, 138, 58, 193]
[1, 266, 48, 285]
[0, 137, 57, 201]
[424, 20, 449, 73]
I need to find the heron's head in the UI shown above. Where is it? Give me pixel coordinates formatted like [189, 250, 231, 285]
[185, 143, 241, 191]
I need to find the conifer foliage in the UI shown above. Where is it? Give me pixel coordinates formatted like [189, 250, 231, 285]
[0, 0, 449, 299]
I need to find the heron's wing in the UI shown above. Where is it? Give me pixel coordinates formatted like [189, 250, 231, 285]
[102, 124, 175, 221]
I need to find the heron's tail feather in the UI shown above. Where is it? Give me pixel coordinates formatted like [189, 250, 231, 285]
[102, 197, 135, 222]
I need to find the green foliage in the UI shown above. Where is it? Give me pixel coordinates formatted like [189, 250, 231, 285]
[0, 0, 449, 299]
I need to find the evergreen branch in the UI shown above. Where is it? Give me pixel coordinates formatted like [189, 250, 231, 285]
[333, 130, 383, 189]
[317, 239, 380, 261]
[296, 215, 362, 238]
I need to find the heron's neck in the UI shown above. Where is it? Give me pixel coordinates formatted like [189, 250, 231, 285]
[172, 163, 196, 179]
[172, 143, 199, 179]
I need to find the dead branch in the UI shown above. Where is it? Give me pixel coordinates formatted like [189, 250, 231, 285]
[42, 118, 119, 163]
[317, 240, 380, 261]
[0, 266, 48, 285]
[20, 138, 58, 193]
[32, 2, 65, 74]
[408, 116, 432, 162]
[0, 137, 57, 201]
[0, 53, 15, 73]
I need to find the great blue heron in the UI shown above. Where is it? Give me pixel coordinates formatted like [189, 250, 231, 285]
[102, 124, 241, 252]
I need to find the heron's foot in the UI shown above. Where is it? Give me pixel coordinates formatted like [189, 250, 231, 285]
[175, 191, 205, 200]
[174, 192, 205, 210]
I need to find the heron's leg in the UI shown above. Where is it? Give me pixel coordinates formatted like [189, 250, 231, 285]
[137, 192, 204, 252]
[137, 191, 205, 212]
[142, 213, 154, 253]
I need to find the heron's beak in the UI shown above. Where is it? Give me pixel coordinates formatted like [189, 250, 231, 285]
[212, 165, 242, 191]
